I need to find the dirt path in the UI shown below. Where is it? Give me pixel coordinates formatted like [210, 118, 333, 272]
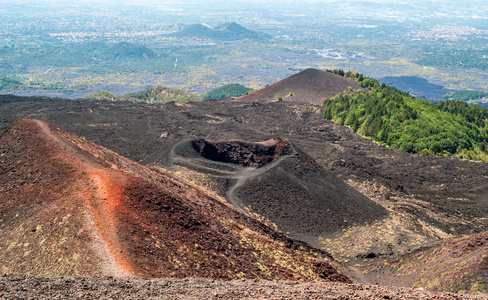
[225, 167, 258, 216]
[33, 120, 134, 276]
[85, 172, 132, 277]
[162, 138, 297, 218]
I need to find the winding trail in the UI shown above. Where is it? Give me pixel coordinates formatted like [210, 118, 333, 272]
[166, 139, 297, 217]
[225, 167, 258, 216]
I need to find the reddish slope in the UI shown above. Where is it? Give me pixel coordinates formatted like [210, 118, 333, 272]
[239, 68, 366, 105]
[0, 118, 349, 281]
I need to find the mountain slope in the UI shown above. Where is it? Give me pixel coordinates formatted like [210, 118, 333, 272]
[3, 94, 488, 293]
[239, 68, 366, 105]
[0, 118, 349, 281]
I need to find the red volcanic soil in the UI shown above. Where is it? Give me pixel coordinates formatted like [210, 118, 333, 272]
[0, 118, 349, 281]
[3, 94, 488, 294]
[239, 68, 366, 105]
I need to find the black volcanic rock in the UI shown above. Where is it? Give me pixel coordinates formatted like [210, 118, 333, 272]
[0, 119, 350, 281]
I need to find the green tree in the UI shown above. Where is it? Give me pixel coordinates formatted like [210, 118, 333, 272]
[322, 83, 488, 162]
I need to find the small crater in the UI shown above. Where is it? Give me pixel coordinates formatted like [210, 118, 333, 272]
[191, 137, 290, 168]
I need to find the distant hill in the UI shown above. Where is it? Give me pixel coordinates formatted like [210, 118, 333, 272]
[174, 24, 216, 38]
[0, 75, 25, 92]
[124, 86, 202, 103]
[202, 83, 252, 99]
[173, 22, 271, 41]
[82, 91, 119, 101]
[239, 68, 367, 105]
[0, 75, 86, 93]
[84, 86, 202, 103]
[101, 42, 158, 60]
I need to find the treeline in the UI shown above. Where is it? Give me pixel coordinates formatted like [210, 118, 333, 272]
[326, 69, 364, 81]
[323, 82, 488, 161]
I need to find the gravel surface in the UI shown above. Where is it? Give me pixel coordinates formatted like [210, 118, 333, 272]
[1, 274, 487, 299]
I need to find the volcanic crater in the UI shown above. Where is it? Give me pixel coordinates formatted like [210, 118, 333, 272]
[148, 136, 388, 249]
[191, 137, 290, 168]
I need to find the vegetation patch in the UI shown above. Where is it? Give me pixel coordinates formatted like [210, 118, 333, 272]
[442, 90, 488, 102]
[83, 91, 119, 101]
[84, 86, 202, 103]
[202, 83, 252, 99]
[322, 72, 488, 162]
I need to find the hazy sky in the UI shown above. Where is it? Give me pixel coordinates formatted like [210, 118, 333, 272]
[5, 0, 486, 22]
[8, 0, 483, 4]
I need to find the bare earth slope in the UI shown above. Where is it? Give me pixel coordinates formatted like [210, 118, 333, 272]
[0, 118, 349, 281]
[239, 68, 366, 104]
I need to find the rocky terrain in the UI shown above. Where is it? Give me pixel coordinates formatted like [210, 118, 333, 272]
[0, 274, 487, 299]
[0, 119, 348, 282]
[362, 231, 488, 293]
[1, 68, 488, 297]
[2, 94, 486, 257]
